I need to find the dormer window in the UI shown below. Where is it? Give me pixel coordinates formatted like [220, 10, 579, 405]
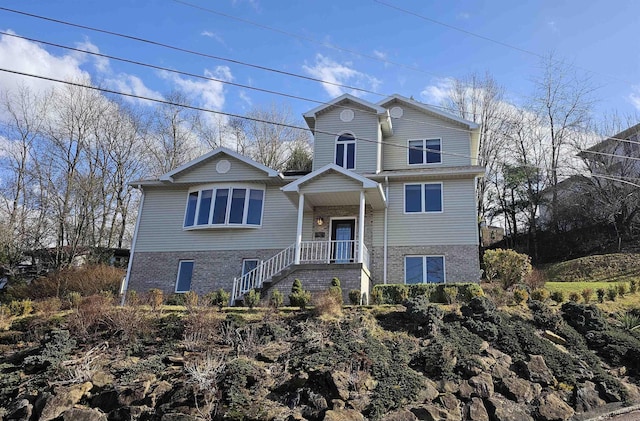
[408, 139, 442, 165]
[184, 185, 264, 228]
[336, 133, 356, 169]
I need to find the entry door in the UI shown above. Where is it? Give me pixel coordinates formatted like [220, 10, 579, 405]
[331, 219, 355, 263]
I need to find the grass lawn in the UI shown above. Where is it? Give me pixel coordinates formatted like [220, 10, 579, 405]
[545, 281, 623, 294]
[545, 281, 640, 312]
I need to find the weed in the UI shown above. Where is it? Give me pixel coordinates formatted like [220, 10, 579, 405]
[185, 291, 199, 310]
[618, 312, 640, 331]
[568, 292, 581, 303]
[313, 291, 342, 318]
[349, 289, 362, 305]
[550, 290, 565, 303]
[513, 288, 529, 305]
[8, 299, 33, 316]
[617, 283, 627, 297]
[630, 279, 638, 294]
[607, 286, 618, 301]
[597, 288, 606, 303]
[581, 288, 593, 304]
[531, 288, 550, 302]
[148, 289, 164, 310]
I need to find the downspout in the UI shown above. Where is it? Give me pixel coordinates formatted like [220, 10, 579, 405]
[383, 176, 389, 284]
[120, 185, 145, 306]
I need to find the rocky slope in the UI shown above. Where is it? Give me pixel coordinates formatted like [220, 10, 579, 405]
[1, 296, 640, 421]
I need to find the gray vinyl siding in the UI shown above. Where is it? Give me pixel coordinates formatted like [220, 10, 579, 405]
[299, 171, 363, 194]
[135, 185, 304, 252]
[312, 104, 380, 173]
[174, 156, 271, 183]
[379, 179, 479, 246]
[382, 106, 472, 170]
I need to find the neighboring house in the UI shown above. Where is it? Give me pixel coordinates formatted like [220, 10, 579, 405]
[123, 94, 484, 304]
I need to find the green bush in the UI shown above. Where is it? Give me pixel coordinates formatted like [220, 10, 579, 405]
[244, 289, 260, 309]
[597, 288, 606, 303]
[568, 292, 580, 302]
[443, 286, 458, 304]
[206, 288, 230, 309]
[630, 279, 638, 294]
[371, 287, 384, 305]
[607, 286, 618, 301]
[329, 277, 343, 305]
[550, 290, 565, 303]
[617, 283, 627, 297]
[531, 288, 550, 302]
[8, 299, 33, 316]
[269, 290, 283, 309]
[483, 248, 532, 288]
[513, 288, 528, 305]
[581, 288, 593, 304]
[348, 289, 361, 305]
[289, 279, 311, 309]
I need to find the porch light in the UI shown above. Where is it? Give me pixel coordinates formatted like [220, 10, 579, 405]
[316, 217, 324, 226]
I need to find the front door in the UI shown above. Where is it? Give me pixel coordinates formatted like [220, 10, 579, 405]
[331, 219, 355, 263]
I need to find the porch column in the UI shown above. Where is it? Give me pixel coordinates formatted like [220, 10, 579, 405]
[358, 190, 365, 263]
[295, 193, 304, 264]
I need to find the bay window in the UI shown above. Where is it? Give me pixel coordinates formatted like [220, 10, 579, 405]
[184, 185, 264, 228]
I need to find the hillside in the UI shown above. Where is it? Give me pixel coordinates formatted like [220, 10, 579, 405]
[1, 296, 640, 421]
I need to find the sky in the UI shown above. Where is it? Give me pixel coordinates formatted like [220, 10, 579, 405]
[0, 0, 639, 130]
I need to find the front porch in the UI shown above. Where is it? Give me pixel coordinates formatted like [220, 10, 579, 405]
[230, 164, 386, 304]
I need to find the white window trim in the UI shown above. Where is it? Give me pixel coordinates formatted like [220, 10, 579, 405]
[242, 258, 260, 276]
[175, 260, 195, 293]
[334, 131, 357, 170]
[403, 182, 444, 214]
[183, 183, 266, 229]
[407, 138, 442, 166]
[404, 255, 446, 284]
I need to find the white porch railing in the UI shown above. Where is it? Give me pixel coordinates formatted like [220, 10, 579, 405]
[231, 240, 370, 304]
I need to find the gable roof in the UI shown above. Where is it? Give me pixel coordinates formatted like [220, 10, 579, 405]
[303, 93, 390, 133]
[158, 146, 280, 182]
[281, 163, 379, 192]
[377, 94, 480, 130]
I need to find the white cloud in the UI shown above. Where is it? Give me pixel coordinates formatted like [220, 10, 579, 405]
[0, 30, 90, 96]
[239, 90, 252, 107]
[373, 50, 387, 60]
[201, 30, 228, 48]
[547, 20, 558, 32]
[457, 12, 471, 19]
[302, 54, 381, 98]
[107, 74, 163, 104]
[74, 39, 110, 73]
[420, 77, 454, 104]
[630, 86, 640, 111]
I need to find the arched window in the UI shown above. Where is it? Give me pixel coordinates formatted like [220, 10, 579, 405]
[335, 133, 356, 169]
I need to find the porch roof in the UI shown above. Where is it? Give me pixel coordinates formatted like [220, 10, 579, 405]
[281, 164, 387, 209]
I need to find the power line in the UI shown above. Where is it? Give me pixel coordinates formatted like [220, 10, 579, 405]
[374, 0, 635, 86]
[171, 0, 450, 79]
[3, 6, 637, 149]
[0, 6, 382, 97]
[0, 31, 478, 136]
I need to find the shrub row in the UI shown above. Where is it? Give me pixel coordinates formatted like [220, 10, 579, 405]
[371, 282, 483, 305]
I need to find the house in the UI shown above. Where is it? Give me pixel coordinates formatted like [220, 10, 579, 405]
[123, 94, 485, 304]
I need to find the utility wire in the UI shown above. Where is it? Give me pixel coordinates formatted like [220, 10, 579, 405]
[374, 0, 635, 86]
[2, 7, 637, 148]
[0, 31, 477, 136]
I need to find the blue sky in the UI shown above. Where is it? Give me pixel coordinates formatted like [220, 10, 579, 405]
[0, 0, 638, 127]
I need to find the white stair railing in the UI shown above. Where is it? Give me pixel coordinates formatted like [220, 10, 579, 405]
[231, 243, 296, 303]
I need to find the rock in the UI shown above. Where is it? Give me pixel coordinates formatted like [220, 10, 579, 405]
[410, 405, 452, 421]
[465, 397, 489, 421]
[323, 408, 365, 421]
[469, 372, 494, 398]
[115, 378, 153, 406]
[306, 389, 328, 411]
[437, 379, 459, 394]
[525, 355, 556, 386]
[5, 398, 33, 421]
[486, 394, 534, 421]
[161, 414, 199, 421]
[148, 380, 173, 407]
[381, 408, 418, 421]
[575, 381, 606, 413]
[485, 348, 512, 367]
[257, 341, 288, 363]
[90, 390, 119, 413]
[291, 371, 309, 388]
[458, 380, 473, 400]
[417, 379, 439, 403]
[164, 355, 185, 365]
[329, 371, 351, 401]
[499, 377, 540, 403]
[38, 382, 93, 421]
[536, 393, 574, 421]
[438, 393, 462, 420]
[62, 407, 107, 421]
[91, 371, 115, 388]
[479, 341, 490, 352]
[596, 380, 623, 403]
[542, 330, 567, 346]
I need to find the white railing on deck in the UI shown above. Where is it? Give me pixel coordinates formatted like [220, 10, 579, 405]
[231, 240, 370, 304]
[231, 243, 295, 304]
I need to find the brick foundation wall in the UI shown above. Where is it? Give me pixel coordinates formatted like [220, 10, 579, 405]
[382, 244, 481, 284]
[128, 249, 281, 295]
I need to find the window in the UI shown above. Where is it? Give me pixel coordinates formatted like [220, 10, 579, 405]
[405, 183, 443, 213]
[175, 260, 194, 292]
[184, 186, 264, 228]
[408, 139, 441, 164]
[405, 256, 445, 284]
[242, 259, 259, 276]
[336, 133, 356, 169]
